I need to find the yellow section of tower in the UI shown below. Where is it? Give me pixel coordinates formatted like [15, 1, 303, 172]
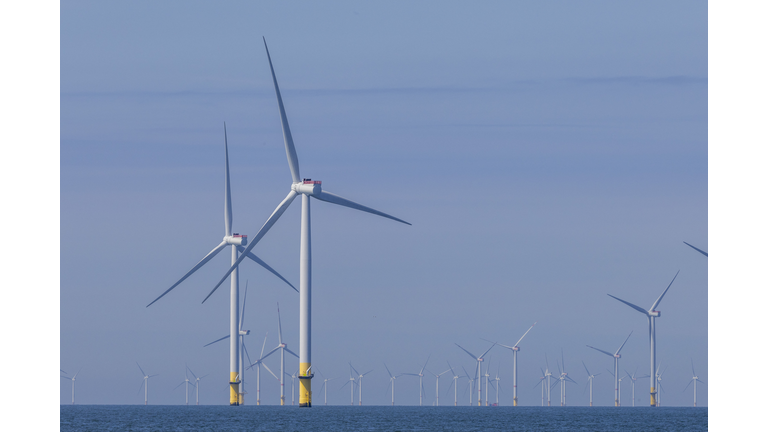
[230, 372, 239, 406]
[650, 387, 657, 407]
[299, 362, 312, 407]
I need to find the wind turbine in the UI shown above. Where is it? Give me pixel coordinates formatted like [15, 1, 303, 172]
[349, 363, 373, 406]
[427, 368, 451, 406]
[582, 361, 600, 407]
[245, 332, 279, 405]
[60, 368, 82, 405]
[186, 365, 208, 406]
[146, 124, 296, 406]
[608, 270, 679, 407]
[544, 355, 555, 406]
[203, 281, 256, 404]
[136, 363, 158, 405]
[339, 367, 358, 406]
[684, 360, 705, 407]
[534, 369, 546, 406]
[287, 368, 299, 405]
[587, 331, 633, 407]
[444, 362, 465, 407]
[253, 303, 298, 405]
[455, 342, 496, 406]
[173, 369, 195, 405]
[492, 365, 502, 406]
[683, 241, 708, 257]
[402, 356, 431, 406]
[625, 367, 649, 407]
[461, 365, 474, 406]
[555, 351, 577, 406]
[383, 364, 402, 406]
[206, 39, 411, 408]
[483, 362, 492, 406]
[316, 370, 337, 406]
[655, 364, 667, 406]
[485, 322, 536, 406]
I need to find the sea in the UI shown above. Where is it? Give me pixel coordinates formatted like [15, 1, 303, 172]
[60, 405, 707, 431]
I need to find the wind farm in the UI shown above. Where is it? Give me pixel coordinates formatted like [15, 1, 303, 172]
[58, 4, 708, 430]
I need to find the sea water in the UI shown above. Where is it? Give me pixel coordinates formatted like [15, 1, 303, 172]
[60, 405, 707, 431]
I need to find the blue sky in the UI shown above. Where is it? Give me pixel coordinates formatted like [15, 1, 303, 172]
[55, 1, 709, 407]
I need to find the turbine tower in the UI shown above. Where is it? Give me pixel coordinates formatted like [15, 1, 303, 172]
[608, 270, 679, 407]
[136, 363, 158, 405]
[544, 355, 555, 406]
[60, 368, 82, 405]
[402, 356, 431, 406]
[146, 125, 296, 406]
[587, 331, 633, 407]
[455, 342, 496, 406]
[186, 365, 208, 406]
[684, 360, 705, 407]
[207, 38, 411, 408]
[582, 361, 600, 407]
[485, 322, 536, 406]
[349, 363, 373, 406]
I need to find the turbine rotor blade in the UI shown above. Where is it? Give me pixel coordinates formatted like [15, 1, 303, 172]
[148, 241, 228, 307]
[204, 335, 230, 347]
[240, 281, 248, 329]
[224, 122, 233, 237]
[136, 362, 146, 377]
[313, 190, 411, 225]
[277, 303, 283, 345]
[615, 331, 633, 356]
[607, 294, 648, 315]
[650, 270, 680, 311]
[285, 347, 300, 359]
[514, 322, 537, 347]
[263, 38, 301, 183]
[238, 247, 297, 292]
[479, 343, 496, 359]
[262, 363, 278, 380]
[683, 241, 708, 257]
[454, 343, 477, 360]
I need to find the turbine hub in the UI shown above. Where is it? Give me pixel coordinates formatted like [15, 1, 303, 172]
[225, 234, 247, 246]
[240, 330, 250, 336]
[650, 310, 660, 317]
[292, 179, 322, 195]
[614, 354, 621, 358]
[512, 346, 520, 351]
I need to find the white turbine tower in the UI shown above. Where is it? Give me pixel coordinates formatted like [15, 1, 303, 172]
[136, 363, 158, 406]
[444, 362, 465, 407]
[683, 241, 708, 257]
[625, 367, 649, 407]
[608, 270, 679, 407]
[587, 331, 633, 407]
[253, 304, 298, 405]
[684, 360, 705, 407]
[491, 365, 502, 406]
[483, 362, 491, 406]
[339, 367, 358, 406]
[544, 355, 555, 406]
[60, 368, 82, 405]
[427, 368, 451, 406]
[581, 361, 600, 407]
[207, 38, 411, 408]
[402, 356, 431, 406]
[203, 281, 256, 404]
[349, 363, 373, 406]
[245, 332, 279, 405]
[146, 125, 296, 406]
[173, 369, 195, 405]
[455, 342, 496, 406]
[186, 365, 208, 406]
[485, 322, 536, 406]
[316, 370, 337, 406]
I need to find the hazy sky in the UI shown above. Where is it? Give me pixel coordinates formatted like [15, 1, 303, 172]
[59, 1, 707, 406]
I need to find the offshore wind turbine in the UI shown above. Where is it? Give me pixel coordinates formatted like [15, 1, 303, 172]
[349, 363, 373, 406]
[544, 355, 555, 406]
[683, 241, 708, 257]
[684, 360, 705, 407]
[253, 304, 298, 405]
[173, 369, 195, 405]
[485, 322, 536, 406]
[136, 363, 158, 405]
[186, 365, 208, 406]
[340, 367, 357, 406]
[608, 270, 679, 407]
[427, 368, 451, 406]
[146, 124, 296, 406]
[625, 367, 649, 407]
[316, 370, 337, 406]
[556, 351, 577, 406]
[207, 39, 410, 408]
[287, 368, 299, 405]
[461, 365, 474, 406]
[402, 356, 431, 406]
[655, 364, 667, 406]
[60, 368, 82, 405]
[445, 362, 464, 407]
[246, 332, 279, 405]
[384, 364, 403, 406]
[492, 365, 502, 406]
[587, 331, 633, 407]
[582, 361, 600, 407]
[483, 362, 492, 406]
[455, 342, 496, 406]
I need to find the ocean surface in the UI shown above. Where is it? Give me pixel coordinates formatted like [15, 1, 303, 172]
[60, 405, 707, 431]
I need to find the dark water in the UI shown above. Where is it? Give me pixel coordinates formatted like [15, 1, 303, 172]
[61, 405, 707, 431]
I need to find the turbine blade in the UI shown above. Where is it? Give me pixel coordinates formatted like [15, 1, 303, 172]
[204, 335, 230, 347]
[238, 247, 298, 293]
[243, 341, 254, 369]
[186, 365, 198, 380]
[173, 381, 185, 390]
[313, 190, 411, 225]
[147, 241, 228, 307]
[349, 362, 360, 377]
[683, 241, 708, 257]
[260, 346, 280, 361]
[277, 303, 283, 345]
[420, 355, 431, 375]
[514, 322, 537, 347]
[615, 331, 633, 356]
[224, 122, 233, 237]
[240, 281, 248, 329]
[691, 359, 696, 377]
[607, 294, 648, 315]
[650, 270, 680, 311]
[582, 361, 590, 377]
[285, 347, 300, 359]
[683, 379, 694, 392]
[263, 38, 301, 183]
[479, 342, 496, 359]
[384, 363, 393, 379]
[204, 190, 298, 303]
[455, 343, 477, 360]
[136, 362, 146, 377]
[262, 363, 279, 380]
[137, 380, 145, 396]
[73, 367, 83, 380]
[260, 332, 268, 357]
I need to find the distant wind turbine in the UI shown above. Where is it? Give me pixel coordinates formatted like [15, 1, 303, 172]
[60, 368, 82, 405]
[684, 360, 705, 407]
[207, 38, 411, 408]
[384, 363, 403, 406]
[582, 361, 600, 407]
[136, 363, 158, 405]
[173, 368, 195, 405]
[625, 367, 649, 407]
[556, 351, 577, 406]
[455, 342, 496, 406]
[484, 321, 536, 406]
[146, 125, 296, 406]
[587, 331, 633, 407]
[254, 304, 298, 405]
[402, 355, 431, 406]
[461, 365, 474, 406]
[246, 332, 279, 405]
[427, 368, 451, 406]
[608, 270, 679, 407]
[316, 369, 337, 406]
[186, 365, 208, 406]
[349, 363, 373, 406]
[445, 362, 465, 407]
[339, 367, 358, 406]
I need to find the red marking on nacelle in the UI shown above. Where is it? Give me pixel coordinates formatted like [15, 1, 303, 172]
[303, 179, 322, 185]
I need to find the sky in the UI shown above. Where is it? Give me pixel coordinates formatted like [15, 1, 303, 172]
[57, 1, 708, 407]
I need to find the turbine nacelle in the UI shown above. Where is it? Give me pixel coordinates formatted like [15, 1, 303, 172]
[649, 310, 660, 317]
[614, 354, 621, 359]
[512, 346, 520, 352]
[224, 234, 247, 246]
[292, 179, 322, 196]
[239, 330, 250, 336]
